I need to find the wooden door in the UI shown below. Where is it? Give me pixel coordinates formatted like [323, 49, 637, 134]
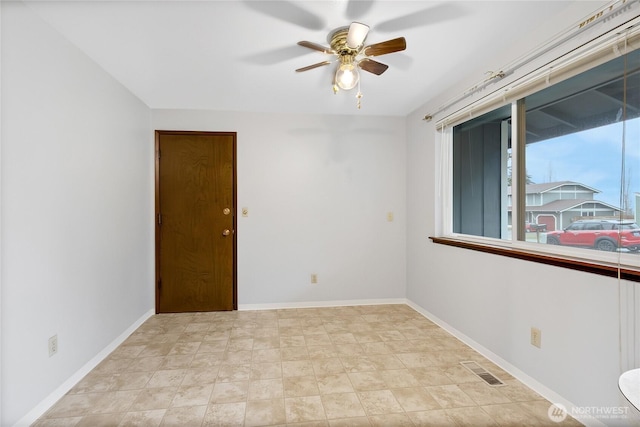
[155, 131, 236, 312]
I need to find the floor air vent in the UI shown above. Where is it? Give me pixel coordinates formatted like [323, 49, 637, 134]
[460, 361, 505, 386]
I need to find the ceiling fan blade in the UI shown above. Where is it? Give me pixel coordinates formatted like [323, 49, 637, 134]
[241, 45, 310, 65]
[242, 0, 325, 30]
[298, 41, 334, 54]
[346, 22, 370, 49]
[375, 4, 465, 32]
[345, 0, 375, 20]
[363, 37, 406, 57]
[381, 52, 413, 71]
[358, 58, 389, 75]
[296, 61, 332, 72]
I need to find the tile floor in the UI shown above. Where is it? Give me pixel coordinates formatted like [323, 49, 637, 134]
[34, 304, 581, 426]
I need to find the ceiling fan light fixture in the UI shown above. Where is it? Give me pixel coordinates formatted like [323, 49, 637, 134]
[336, 62, 359, 90]
[296, 20, 406, 108]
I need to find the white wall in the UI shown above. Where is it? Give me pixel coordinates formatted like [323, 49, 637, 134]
[1, 3, 153, 425]
[0, 5, 407, 422]
[152, 110, 407, 307]
[5, 0, 628, 424]
[406, 105, 637, 427]
[404, 4, 640, 424]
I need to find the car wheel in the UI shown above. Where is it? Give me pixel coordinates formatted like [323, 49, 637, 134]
[596, 239, 617, 251]
[547, 236, 560, 245]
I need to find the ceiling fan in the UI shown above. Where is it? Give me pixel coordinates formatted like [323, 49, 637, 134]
[296, 22, 406, 109]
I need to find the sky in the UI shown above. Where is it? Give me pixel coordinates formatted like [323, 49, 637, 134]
[526, 117, 640, 211]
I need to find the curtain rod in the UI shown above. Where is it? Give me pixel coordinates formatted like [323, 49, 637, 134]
[422, 0, 639, 122]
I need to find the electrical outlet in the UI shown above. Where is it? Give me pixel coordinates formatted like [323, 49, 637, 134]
[242, 207, 248, 217]
[310, 274, 318, 284]
[48, 335, 58, 357]
[530, 327, 541, 348]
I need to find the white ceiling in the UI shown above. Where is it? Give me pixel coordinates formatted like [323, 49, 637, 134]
[25, 0, 609, 116]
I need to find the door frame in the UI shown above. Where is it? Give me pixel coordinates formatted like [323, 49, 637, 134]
[154, 130, 238, 312]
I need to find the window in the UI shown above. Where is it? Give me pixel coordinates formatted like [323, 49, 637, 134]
[584, 224, 603, 231]
[452, 106, 510, 240]
[522, 48, 640, 255]
[438, 12, 640, 274]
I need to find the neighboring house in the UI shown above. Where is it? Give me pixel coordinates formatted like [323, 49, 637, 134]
[508, 181, 623, 231]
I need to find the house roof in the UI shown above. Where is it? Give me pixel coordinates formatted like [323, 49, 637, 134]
[526, 181, 601, 195]
[526, 198, 622, 213]
[508, 181, 602, 196]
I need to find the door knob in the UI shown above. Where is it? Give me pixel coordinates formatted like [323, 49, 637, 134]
[222, 229, 231, 236]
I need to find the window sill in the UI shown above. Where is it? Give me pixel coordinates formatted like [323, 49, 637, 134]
[429, 236, 640, 283]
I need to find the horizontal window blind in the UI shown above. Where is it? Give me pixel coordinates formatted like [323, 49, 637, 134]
[437, 14, 640, 130]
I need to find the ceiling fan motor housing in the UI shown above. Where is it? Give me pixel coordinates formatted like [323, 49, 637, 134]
[329, 27, 362, 59]
[296, 21, 406, 106]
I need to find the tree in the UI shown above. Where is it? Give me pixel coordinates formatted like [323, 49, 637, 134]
[506, 152, 534, 186]
[621, 167, 634, 217]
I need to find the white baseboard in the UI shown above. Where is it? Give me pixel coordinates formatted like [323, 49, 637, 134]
[238, 298, 408, 311]
[14, 309, 155, 427]
[405, 300, 606, 427]
[18, 300, 609, 427]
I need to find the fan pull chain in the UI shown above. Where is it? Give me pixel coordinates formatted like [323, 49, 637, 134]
[356, 80, 363, 109]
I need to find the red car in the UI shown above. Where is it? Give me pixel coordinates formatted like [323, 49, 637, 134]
[546, 219, 640, 252]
